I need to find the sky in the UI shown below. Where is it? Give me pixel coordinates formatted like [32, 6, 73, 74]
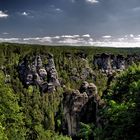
[0, 0, 140, 47]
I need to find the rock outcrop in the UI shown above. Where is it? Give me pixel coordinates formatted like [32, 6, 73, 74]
[94, 53, 140, 74]
[18, 54, 60, 92]
[70, 58, 96, 82]
[63, 81, 104, 137]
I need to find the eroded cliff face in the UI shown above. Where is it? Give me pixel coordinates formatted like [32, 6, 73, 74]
[17, 51, 139, 138]
[94, 53, 140, 74]
[18, 53, 60, 93]
[61, 53, 140, 137]
[63, 81, 105, 137]
[18, 52, 140, 93]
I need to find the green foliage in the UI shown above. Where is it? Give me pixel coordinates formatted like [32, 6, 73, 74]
[52, 133, 72, 140]
[100, 64, 140, 140]
[0, 123, 8, 140]
[77, 122, 94, 140]
[0, 71, 26, 140]
[0, 43, 139, 140]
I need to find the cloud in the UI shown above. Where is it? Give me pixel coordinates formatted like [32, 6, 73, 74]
[61, 35, 80, 38]
[49, 5, 63, 13]
[20, 11, 34, 18]
[23, 37, 40, 41]
[23, 37, 52, 43]
[58, 38, 80, 44]
[134, 37, 140, 41]
[82, 34, 90, 38]
[40, 37, 52, 43]
[21, 12, 29, 16]
[59, 37, 88, 45]
[71, 0, 75, 3]
[102, 35, 112, 39]
[0, 38, 20, 42]
[53, 36, 60, 39]
[0, 11, 8, 18]
[2, 32, 9, 35]
[86, 0, 99, 4]
[132, 7, 140, 12]
[118, 38, 125, 42]
[1, 34, 140, 47]
[129, 34, 134, 38]
[91, 41, 140, 48]
[55, 8, 63, 12]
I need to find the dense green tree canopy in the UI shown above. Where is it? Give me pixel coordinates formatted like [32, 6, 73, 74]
[0, 43, 139, 140]
[101, 64, 140, 140]
[0, 71, 26, 140]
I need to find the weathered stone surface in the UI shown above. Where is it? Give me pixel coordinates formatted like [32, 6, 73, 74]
[47, 83, 56, 93]
[18, 54, 60, 93]
[35, 55, 43, 68]
[63, 89, 88, 136]
[63, 81, 103, 137]
[38, 68, 47, 79]
[94, 53, 140, 74]
[79, 81, 89, 93]
[87, 83, 98, 96]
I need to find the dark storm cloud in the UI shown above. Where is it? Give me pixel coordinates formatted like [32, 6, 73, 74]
[0, 0, 140, 39]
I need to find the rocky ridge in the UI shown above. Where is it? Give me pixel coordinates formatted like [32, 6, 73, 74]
[63, 81, 105, 137]
[18, 53, 60, 93]
[17, 52, 139, 138]
[94, 53, 140, 74]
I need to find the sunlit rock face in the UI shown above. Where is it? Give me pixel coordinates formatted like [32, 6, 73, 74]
[63, 81, 104, 137]
[93, 53, 140, 74]
[18, 54, 60, 92]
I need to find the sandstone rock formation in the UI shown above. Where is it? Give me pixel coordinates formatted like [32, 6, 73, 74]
[63, 81, 104, 137]
[94, 53, 140, 74]
[18, 54, 60, 92]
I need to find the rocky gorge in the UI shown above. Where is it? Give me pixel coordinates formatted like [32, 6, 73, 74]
[16, 49, 140, 138]
[0, 43, 140, 140]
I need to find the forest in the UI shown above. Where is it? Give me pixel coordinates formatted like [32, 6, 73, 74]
[0, 42, 140, 140]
